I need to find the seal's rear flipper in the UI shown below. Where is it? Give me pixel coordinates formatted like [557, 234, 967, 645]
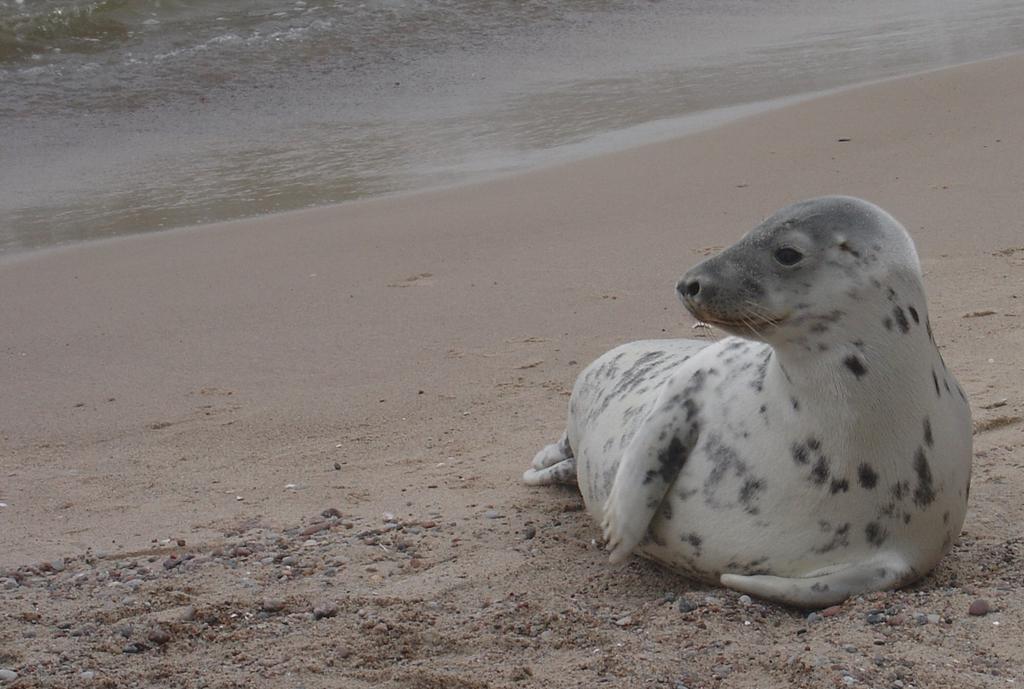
[720, 554, 913, 608]
[523, 432, 576, 486]
[523, 458, 577, 486]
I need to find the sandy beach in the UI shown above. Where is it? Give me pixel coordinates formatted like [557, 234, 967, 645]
[2, 54, 1023, 687]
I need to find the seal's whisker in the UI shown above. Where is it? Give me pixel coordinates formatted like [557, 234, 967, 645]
[741, 300, 781, 327]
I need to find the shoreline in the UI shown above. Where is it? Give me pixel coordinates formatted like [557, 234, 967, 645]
[1, 51, 1023, 688]
[4, 50, 1024, 262]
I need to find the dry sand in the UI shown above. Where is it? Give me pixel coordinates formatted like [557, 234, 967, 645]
[1, 55, 1023, 688]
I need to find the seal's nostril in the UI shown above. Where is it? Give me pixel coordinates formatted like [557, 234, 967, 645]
[685, 280, 701, 298]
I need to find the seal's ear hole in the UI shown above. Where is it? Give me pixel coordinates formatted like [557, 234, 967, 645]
[774, 247, 804, 266]
[838, 240, 862, 258]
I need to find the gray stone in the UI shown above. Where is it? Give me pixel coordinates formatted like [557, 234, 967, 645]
[0, 669, 18, 683]
[261, 598, 286, 613]
[677, 598, 698, 613]
[313, 601, 338, 620]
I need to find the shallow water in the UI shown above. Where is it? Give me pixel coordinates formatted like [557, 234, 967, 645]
[2, 0, 1024, 253]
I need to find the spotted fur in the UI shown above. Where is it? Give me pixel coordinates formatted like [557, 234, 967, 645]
[524, 196, 973, 609]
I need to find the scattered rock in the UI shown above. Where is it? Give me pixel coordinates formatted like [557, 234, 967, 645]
[0, 669, 18, 684]
[313, 602, 338, 620]
[147, 626, 171, 645]
[522, 526, 536, 540]
[321, 508, 342, 519]
[483, 510, 502, 519]
[614, 615, 633, 627]
[1, 578, 17, 590]
[738, 595, 752, 606]
[821, 605, 843, 618]
[927, 613, 941, 625]
[865, 613, 885, 625]
[980, 399, 1008, 410]
[162, 557, 182, 570]
[968, 599, 990, 616]
[677, 598, 698, 613]
[300, 522, 330, 537]
[261, 598, 286, 613]
[80, 671, 96, 680]
[122, 641, 149, 654]
[962, 309, 997, 318]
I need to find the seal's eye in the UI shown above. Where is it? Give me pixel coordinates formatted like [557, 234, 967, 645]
[774, 247, 803, 266]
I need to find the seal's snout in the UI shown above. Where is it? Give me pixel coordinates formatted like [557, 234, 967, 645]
[678, 277, 701, 299]
[677, 269, 715, 312]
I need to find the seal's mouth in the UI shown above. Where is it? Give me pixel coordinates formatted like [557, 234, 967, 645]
[686, 308, 789, 338]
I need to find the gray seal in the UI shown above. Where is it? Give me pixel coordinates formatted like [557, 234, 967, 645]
[524, 196, 972, 608]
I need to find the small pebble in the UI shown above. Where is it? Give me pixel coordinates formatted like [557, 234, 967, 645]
[1, 578, 17, 590]
[313, 602, 338, 620]
[821, 605, 843, 617]
[865, 613, 885, 625]
[614, 615, 633, 626]
[0, 669, 18, 683]
[146, 626, 171, 645]
[483, 510, 502, 519]
[926, 614, 941, 625]
[522, 526, 536, 540]
[122, 641, 148, 654]
[738, 595, 752, 606]
[968, 599, 990, 616]
[261, 598, 286, 613]
[677, 598, 698, 613]
[806, 612, 821, 624]
[80, 671, 96, 680]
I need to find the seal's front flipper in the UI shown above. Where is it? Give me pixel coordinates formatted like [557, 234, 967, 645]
[602, 394, 699, 563]
[720, 554, 913, 608]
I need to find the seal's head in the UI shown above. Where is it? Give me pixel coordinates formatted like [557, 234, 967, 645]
[677, 196, 921, 343]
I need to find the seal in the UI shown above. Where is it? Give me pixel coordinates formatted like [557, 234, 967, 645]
[523, 196, 972, 608]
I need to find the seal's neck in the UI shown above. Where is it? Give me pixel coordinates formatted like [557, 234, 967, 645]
[768, 274, 939, 414]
